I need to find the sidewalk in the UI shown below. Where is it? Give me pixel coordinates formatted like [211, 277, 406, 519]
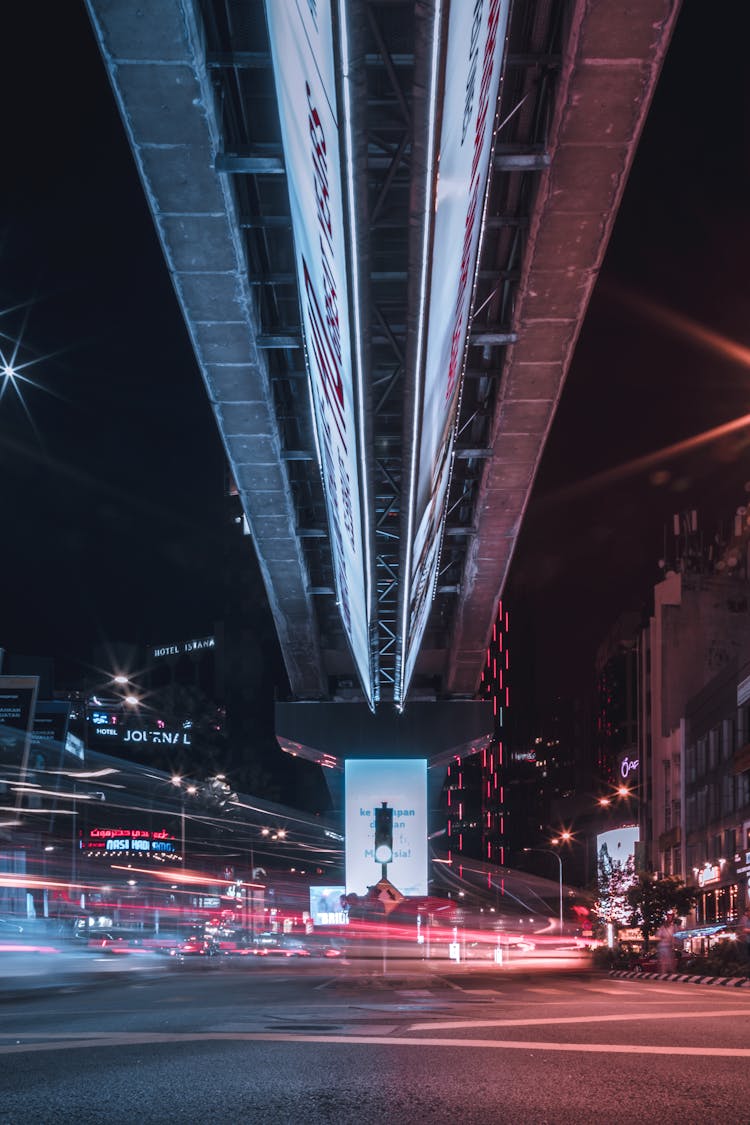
[610, 968, 750, 988]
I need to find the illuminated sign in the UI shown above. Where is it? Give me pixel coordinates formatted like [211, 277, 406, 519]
[31, 701, 71, 748]
[697, 863, 721, 887]
[265, 0, 375, 706]
[151, 636, 215, 659]
[514, 750, 537, 763]
[400, 0, 511, 700]
[0, 677, 38, 733]
[309, 885, 348, 926]
[345, 759, 428, 896]
[87, 709, 192, 748]
[596, 826, 639, 868]
[64, 732, 85, 760]
[619, 755, 639, 781]
[81, 827, 178, 858]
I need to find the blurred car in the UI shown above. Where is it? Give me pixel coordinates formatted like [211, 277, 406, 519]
[169, 934, 217, 962]
[251, 933, 311, 958]
[305, 936, 345, 959]
[637, 947, 683, 972]
[82, 932, 163, 957]
[0, 917, 62, 956]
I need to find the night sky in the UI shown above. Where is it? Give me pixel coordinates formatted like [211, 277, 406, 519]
[1, 3, 747, 710]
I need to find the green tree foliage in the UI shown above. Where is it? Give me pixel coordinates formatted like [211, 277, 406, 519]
[595, 844, 636, 927]
[627, 873, 697, 947]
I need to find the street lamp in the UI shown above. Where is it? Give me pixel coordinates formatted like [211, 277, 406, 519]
[524, 847, 564, 933]
[171, 776, 196, 870]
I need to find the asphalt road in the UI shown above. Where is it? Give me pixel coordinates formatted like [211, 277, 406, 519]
[1, 962, 749, 1124]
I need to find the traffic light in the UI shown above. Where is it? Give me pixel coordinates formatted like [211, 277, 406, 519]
[374, 802, 393, 865]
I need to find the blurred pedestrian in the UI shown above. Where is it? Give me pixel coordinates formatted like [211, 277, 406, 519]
[737, 904, 750, 960]
[656, 914, 676, 973]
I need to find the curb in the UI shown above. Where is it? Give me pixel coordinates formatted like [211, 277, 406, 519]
[609, 969, 750, 988]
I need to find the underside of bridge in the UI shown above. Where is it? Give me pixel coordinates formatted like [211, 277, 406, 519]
[87, 0, 680, 715]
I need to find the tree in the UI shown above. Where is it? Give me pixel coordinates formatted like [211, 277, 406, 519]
[627, 873, 697, 948]
[595, 844, 636, 927]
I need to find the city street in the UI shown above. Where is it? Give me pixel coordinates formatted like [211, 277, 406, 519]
[1, 965, 749, 1124]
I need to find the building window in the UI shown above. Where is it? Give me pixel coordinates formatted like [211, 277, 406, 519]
[722, 775, 735, 815]
[686, 743, 696, 784]
[739, 773, 750, 810]
[696, 738, 707, 778]
[723, 719, 735, 761]
[663, 759, 671, 829]
[738, 704, 750, 750]
[708, 729, 719, 771]
[672, 845, 681, 877]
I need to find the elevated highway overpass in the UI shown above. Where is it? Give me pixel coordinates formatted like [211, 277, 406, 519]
[85, 0, 680, 757]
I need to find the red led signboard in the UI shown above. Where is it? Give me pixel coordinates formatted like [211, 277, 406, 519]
[81, 827, 178, 858]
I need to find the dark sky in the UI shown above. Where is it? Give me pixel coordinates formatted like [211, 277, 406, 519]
[1, 3, 747, 706]
[504, 0, 749, 704]
[1, 3, 226, 682]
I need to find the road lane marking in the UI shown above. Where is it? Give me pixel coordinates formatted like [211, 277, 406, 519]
[407, 1008, 750, 1030]
[2, 1030, 750, 1058]
[583, 987, 654, 995]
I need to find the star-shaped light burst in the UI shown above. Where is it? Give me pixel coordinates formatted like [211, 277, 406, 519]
[0, 299, 63, 435]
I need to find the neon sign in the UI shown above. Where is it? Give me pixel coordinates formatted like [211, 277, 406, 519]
[81, 827, 178, 858]
[697, 863, 721, 887]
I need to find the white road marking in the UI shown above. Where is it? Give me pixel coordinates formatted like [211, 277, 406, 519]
[583, 987, 653, 995]
[407, 1007, 750, 1030]
[1, 1030, 750, 1058]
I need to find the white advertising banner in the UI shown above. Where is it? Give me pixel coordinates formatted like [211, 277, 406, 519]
[403, 0, 511, 693]
[345, 758, 428, 896]
[309, 885, 348, 926]
[596, 826, 640, 868]
[265, 0, 374, 705]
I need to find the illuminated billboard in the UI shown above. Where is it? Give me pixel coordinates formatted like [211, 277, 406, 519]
[345, 759, 428, 896]
[401, 0, 511, 700]
[80, 827, 178, 860]
[265, 0, 375, 707]
[86, 706, 192, 750]
[596, 826, 639, 869]
[309, 886, 348, 926]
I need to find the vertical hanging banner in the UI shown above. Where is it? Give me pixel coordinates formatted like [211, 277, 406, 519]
[345, 759, 428, 897]
[402, 0, 511, 698]
[265, 0, 375, 706]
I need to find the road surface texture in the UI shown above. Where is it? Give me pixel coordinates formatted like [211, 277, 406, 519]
[1, 961, 748, 1123]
